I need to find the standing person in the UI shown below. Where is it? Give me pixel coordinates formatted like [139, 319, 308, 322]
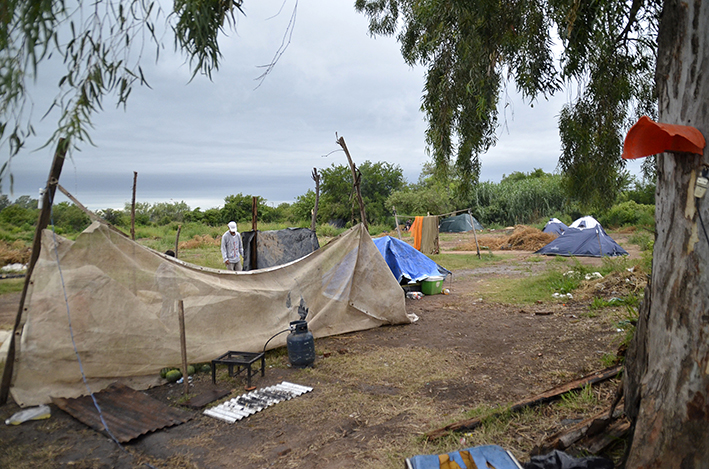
[221, 221, 243, 271]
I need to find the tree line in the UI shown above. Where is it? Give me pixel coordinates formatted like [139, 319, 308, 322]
[0, 163, 655, 237]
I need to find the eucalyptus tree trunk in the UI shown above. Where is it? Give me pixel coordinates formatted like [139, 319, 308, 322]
[624, 1, 709, 466]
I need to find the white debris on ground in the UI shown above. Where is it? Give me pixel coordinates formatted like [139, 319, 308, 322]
[1, 263, 26, 273]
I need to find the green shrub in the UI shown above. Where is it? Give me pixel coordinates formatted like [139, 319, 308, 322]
[598, 201, 654, 228]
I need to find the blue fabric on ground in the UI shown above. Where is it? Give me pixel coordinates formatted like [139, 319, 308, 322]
[406, 444, 520, 469]
[373, 236, 450, 284]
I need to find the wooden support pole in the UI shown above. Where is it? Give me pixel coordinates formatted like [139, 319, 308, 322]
[393, 206, 402, 239]
[335, 135, 368, 230]
[311, 168, 320, 232]
[175, 225, 182, 258]
[469, 211, 481, 259]
[131, 172, 137, 241]
[251, 196, 258, 270]
[178, 300, 189, 396]
[0, 139, 68, 404]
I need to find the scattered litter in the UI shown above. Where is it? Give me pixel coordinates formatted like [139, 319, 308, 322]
[552, 293, 573, 299]
[5, 405, 51, 425]
[584, 272, 602, 280]
[442, 288, 451, 295]
[406, 292, 424, 300]
[204, 381, 313, 423]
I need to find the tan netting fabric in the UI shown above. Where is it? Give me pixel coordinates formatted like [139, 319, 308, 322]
[11, 222, 413, 406]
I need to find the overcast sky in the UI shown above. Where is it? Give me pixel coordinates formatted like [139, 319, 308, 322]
[2, 0, 642, 212]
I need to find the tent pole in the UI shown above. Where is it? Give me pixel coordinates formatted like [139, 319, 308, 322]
[0, 139, 68, 405]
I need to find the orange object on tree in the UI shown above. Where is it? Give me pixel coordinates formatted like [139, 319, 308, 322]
[622, 115, 705, 160]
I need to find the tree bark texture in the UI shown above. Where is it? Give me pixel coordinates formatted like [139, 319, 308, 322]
[625, 1, 709, 467]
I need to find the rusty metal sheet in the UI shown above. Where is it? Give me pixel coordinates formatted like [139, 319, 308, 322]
[52, 382, 194, 442]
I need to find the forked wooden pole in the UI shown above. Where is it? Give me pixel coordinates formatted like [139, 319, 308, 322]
[0, 139, 68, 404]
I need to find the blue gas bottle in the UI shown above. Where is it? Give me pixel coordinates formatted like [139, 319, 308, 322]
[287, 320, 315, 367]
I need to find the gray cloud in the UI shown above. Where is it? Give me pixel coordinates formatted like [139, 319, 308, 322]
[5, 1, 641, 212]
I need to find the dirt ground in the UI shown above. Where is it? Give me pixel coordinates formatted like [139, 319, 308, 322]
[0, 230, 643, 469]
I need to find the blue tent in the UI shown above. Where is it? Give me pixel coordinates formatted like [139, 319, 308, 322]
[373, 236, 450, 284]
[542, 218, 568, 236]
[535, 224, 628, 257]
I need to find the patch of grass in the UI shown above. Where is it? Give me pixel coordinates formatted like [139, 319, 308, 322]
[558, 384, 598, 413]
[589, 295, 639, 310]
[429, 253, 510, 271]
[628, 231, 654, 251]
[0, 277, 24, 295]
[479, 265, 586, 304]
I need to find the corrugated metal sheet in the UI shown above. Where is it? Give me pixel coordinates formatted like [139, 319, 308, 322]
[52, 382, 193, 443]
[204, 381, 312, 423]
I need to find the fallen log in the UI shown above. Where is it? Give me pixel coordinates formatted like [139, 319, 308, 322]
[583, 418, 631, 454]
[531, 406, 624, 455]
[425, 365, 622, 441]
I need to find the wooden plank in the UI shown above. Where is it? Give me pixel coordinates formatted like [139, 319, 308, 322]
[57, 184, 128, 238]
[425, 365, 622, 441]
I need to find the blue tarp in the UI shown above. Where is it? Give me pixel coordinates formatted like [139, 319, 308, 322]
[406, 444, 521, 469]
[535, 225, 628, 257]
[373, 236, 450, 284]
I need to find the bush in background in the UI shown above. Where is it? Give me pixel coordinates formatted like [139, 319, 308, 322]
[598, 201, 654, 228]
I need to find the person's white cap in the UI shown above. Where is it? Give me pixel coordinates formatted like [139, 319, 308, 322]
[228, 221, 237, 232]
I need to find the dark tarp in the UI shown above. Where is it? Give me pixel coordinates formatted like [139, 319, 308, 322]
[535, 225, 628, 257]
[523, 450, 613, 469]
[373, 236, 450, 284]
[542, 218, 568, 236]
[439, 213, 484, 232]
[242, 228, 320, 270]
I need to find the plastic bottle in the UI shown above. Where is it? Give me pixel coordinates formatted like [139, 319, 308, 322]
[5, 405, 51, 425]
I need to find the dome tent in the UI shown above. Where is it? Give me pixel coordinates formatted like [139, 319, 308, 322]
[439, 213, 483, 232]
[535, 216, 627, 257]
[542, 218, 568, 236]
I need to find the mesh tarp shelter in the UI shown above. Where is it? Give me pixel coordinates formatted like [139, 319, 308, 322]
[10, 222, 414, 406]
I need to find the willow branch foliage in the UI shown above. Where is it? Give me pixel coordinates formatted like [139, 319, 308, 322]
[0, 0, 242, 189]
[355, 0, 661, 208]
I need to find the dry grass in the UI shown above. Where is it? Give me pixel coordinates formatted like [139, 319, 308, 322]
[0, 240, 30, 265]
[460, 226, 557, 252]
[576, 269, 647, 301]
[178, 234, 219, 250]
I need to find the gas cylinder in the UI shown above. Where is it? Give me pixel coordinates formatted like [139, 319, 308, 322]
[287, 320, 315, 367]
